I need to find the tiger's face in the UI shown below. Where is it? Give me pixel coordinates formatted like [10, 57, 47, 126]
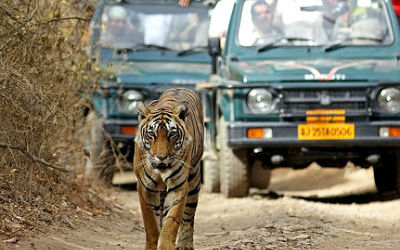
[136, 101, 190, 169]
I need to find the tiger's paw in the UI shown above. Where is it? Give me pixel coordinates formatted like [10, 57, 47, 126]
[176, 241, 194, 250]
[176, 237, 193, 250]
[176, 246, 194, 250]
[176, 222, 194, 250]
[176, 239, 193, 250]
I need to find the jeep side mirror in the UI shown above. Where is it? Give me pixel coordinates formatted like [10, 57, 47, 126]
[208, 37, 221, 74]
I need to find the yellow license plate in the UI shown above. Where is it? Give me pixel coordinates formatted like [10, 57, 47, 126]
[298, 123, 355, 140]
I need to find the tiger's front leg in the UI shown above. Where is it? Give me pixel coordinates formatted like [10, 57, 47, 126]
[176, 163, 201, 250]
[158, 181, 188, 250]
[137, 182, 160, 250]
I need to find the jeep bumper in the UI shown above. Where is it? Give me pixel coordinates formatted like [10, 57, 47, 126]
[103, 119, 138, 141]
[227, 121, 400, 148]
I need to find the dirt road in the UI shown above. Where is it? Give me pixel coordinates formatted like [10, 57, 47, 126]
[10, 164, 400, 249]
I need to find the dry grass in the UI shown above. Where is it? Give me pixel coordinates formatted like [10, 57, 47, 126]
[0, 0, 110, 243]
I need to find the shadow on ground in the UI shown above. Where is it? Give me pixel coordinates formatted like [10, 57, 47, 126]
[250, 189, 400, 204]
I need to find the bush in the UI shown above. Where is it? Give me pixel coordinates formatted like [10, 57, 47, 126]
[0, 0, 105, 241]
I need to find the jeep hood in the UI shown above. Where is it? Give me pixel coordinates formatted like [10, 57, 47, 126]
[229, 59, 400, 83]
[102, 61, 210, 85]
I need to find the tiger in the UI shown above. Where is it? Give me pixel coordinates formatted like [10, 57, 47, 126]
[134, 88, 204, 250]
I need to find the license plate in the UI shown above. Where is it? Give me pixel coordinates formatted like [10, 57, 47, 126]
[298, 123, 355, 140]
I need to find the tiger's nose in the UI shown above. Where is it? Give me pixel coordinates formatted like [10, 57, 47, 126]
[156, 155, 168, 161]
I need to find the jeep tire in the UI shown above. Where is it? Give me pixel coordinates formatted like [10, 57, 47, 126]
[373, 151, 400, 194]
[250, 160, 271, 189]
[83, 112, 115, 182]
[202, 158, 220, 193]
[218, 116, 249, 198]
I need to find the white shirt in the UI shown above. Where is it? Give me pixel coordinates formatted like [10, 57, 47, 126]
[208, 0, 235, 37]
[142, 15, 172, 45]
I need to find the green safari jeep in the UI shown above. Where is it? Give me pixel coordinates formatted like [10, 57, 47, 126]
[84, 0, 215, 183]
[205, 0, 400, 197]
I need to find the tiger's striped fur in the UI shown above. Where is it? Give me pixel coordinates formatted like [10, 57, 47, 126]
[134, 88, 204, 250]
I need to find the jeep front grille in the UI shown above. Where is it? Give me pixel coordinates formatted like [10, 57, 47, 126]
[280, 88, 370, 120]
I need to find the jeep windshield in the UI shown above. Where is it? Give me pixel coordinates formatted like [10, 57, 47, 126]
[238, 0, 393, 48]
[98, 3, 211, 51]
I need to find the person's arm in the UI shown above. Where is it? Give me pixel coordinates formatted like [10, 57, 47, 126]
[179, 0, 191, 7]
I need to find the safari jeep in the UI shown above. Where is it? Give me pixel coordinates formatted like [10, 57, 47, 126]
[205, 0, 400, 197]
[84, 0, 214, 184]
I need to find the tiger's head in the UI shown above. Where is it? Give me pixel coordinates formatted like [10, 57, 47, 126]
[135, 101, 192, 169]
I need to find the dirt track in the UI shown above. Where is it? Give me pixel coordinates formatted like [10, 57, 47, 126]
[9, 164, 400, 250]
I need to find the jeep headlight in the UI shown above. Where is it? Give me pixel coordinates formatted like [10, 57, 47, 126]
[247, 88, 274, 113]
[121, 90, 143, 114]
[377, 87, 400, 113]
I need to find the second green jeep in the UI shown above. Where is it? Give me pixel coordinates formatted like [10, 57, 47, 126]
[84, 0, 215, 183]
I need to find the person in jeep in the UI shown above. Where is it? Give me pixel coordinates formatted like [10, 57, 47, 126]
[332, 2, 388, 44]
[250, 0, 283, 45]
[321, 0, 349, 39]
[100, 5, 144, 48]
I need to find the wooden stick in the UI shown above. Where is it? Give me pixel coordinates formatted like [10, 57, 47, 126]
[0, 142, 75, 173]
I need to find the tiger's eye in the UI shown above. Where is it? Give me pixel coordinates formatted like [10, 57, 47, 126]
[169, 131, 177, 139]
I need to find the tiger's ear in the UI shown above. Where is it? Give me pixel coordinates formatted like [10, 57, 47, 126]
[175, 103, 188, 121]
[136, 101, 149, 121]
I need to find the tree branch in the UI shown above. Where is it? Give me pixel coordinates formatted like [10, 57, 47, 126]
[0, 6, 23, 24]
[0, 142, 76, 174]
[43, 17, 91, 24]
